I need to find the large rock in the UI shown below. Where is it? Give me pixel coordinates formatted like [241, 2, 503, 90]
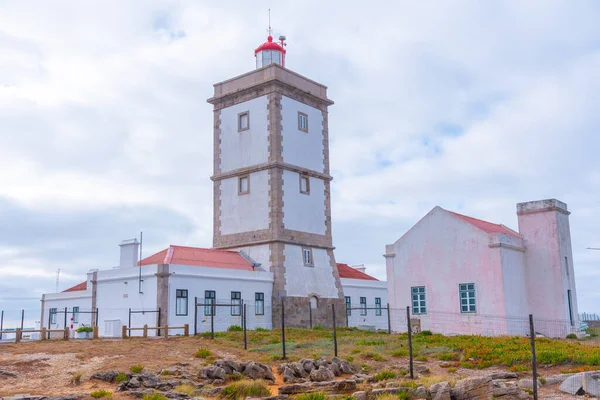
[492, 386, 529, 400]
[199, 366, 227, 381]
[215, 359, 242, 374]
[243, 361, 275, 382]
[489, 372, 518, 380]
[516, 378, 540, 389]
[91, 371, 124, 383]
[309, 366, 335, 382]
[279, 379, 356, 395]
[559, 372, 584, 395]
[371, 388, 413, 397]
[283, 366, 298, 383]
[430, 381, 451, 400]
[300, 359, 317, 373]
[451, 376, 493, 400]
[544, 374, 570, 385]
[414, 386, 428, 398]
[138, 374, 159, 388]
[290, 362, 307, 378]
[0, 369, 17, 378]
[352, 373, 374, 383]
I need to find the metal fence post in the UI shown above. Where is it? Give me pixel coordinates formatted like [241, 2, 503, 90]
[157, 308, 162, 337]
[21, 309, 25, 330]
[95, 308, 99, 327]
[243, 303, 248, 350]
[128, 308, 131, 329]
[194, 297, 198, 336]
[281, 299, 286, 360]
[406, 306, 414, 379]
[240, 299, 244, 327]
[332, 304, 338, 357]
[0, 310, 3, 340]
[64, 307, 67, 330]
[529, 314, 538, 400]
[345, 304, 349, 328]
[387, 303, 391, 334]
[210, 302, 215, 340]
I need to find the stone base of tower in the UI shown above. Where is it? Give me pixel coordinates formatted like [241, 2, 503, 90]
[271, 296, 346, 329]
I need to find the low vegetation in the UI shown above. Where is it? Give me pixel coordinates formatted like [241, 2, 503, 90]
[195, 348, 213, 358]
[228, 325, 243, 332]
[143, 394, 167, 400]
[373, 370, 397, 382]
[70, 370, 83, 386]
[294, 393, 329, 400]
[175, 384, 197, 395]
[220, 379, 271, 400]
[130, 365, 144, 373]
[90, 390, 112, 398]
[115, 373, 128, 383]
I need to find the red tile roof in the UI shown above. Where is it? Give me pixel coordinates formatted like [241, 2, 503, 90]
[138, 245, 256, 271]
[62, 281, 87, 292]
[449, 211, 520, 238]
[337, 263, 379, 281]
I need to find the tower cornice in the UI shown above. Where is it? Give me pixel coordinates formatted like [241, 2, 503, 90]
[211, 161, 333, 182]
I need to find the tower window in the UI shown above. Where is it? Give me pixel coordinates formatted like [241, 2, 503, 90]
[238, 111, 250, 132]
[299, 174, 310, 194]
[302, 247, 313, 266]
[298, 112, 308, 132]
[239, 175, 250, 195]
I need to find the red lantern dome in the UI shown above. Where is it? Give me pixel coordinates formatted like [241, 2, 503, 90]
[255, 34, 286, 69]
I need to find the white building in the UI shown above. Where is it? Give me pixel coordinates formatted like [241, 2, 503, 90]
[40, 32, 388, 335]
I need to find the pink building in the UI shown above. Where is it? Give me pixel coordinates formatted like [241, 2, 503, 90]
[385, 199, 580, 337]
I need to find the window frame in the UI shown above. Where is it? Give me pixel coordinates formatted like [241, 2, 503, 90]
[375, 298, 382, 316]
[231, 291, 242, 316]
[299, 174, 310, 195]
[176, 289, 189, 316]
[238, 175, 250, 195]
[411, 286, 427, 315]
[255, 292, 265, 315]
[50, 308, 57, 324]
[360, 297, 367, 316]
[459, 283, 476, 313]
[238, 111, 250, 132]
[204, 290, 216, 316]
[302, 247, 313, 267]
[345, 296, 351, 316]
[298, 112, 308, 133]
[72, 306, 79, 323]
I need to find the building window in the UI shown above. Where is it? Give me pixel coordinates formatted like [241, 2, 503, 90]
[255, 292, 265, 315]
[459, 283, 476, 313]
[238, 111, 250, 132]
[299, 174, 310, 194]
[302, 247, 313, 266]
[375, 298, 382, 316]
[238, 175, 250, 195]
[50, 308, 57, 324]
[176, 289, 188, 316]
[411, 286, 427, 315]
[345, 296, 351, 316]
[204, 290, 216, 316]
[231, 291, 241, 316]
[310, 296, 318, 309]
[72, 306, 79, 323]
[298, 112, 308, 132]
[360, 297, 367, 316]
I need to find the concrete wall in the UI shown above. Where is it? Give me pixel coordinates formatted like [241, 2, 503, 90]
[386, 207, 510, 335]
[220, 170, 270, 235]
[233, 244, 271, 271]
[168, 264, 274, 332]
[281, 96, 325, 173]
[283, 244, 339, 298]
[42, 291, 93, 333]
[219, 95, 269, 172]
[498, 244, 529, 335]
[282, 170, 326, 235]
[341, 278, 389, 330]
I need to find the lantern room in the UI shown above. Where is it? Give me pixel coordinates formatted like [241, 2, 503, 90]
[255, 35, 286, 69]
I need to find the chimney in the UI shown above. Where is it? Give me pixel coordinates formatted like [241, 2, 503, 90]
[352, 264, 367, 273]
[119, 239, 140, 268]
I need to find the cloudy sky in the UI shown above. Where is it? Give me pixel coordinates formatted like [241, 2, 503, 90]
[1, 1, 599, 322]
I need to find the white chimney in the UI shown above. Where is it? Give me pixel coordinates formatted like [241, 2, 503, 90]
[352, 264, 366, 273]
[119, 239, 140, 268]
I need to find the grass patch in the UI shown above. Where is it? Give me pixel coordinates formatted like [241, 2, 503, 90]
[220, 380, 271, 400]
[313, 325, 326, 330]
[373, 370, 397, 382]
[71, 370, 83, 385]
[196, 348, 213, 358]
[143, 394, 167, 400]
[391, 348, 408, 357]
[255, 327, 269, 332]
[175, 384, 197, 395]
[160, 369, 175, 376]
[460, 362, 475, 369]
[115, 373, 128, 383]
[362, 352, 386, 362]
[355, 339, 385, 346]
[228, 325, 243, 332]
[375, 393, 410, 400]
[566, 333, 577, 339]
[447, 367, 457, 373]
[416, 355, 428, 362]
[90, 390, 112, 398]
[130, 365, 144, 373]
[295, 393, 329, 400]
[509, 364, 530, 372]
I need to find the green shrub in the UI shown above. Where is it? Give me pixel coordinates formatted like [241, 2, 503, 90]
[175, 384, 197, 395]
[160, 369, 175, 376]
[294, 392, 328, 400]
[418, 330, 433, 336]
[391, 348, 408, 357]
[362, 352, 385, 362]
[397, 391, 411, 400]
[90, 390, 112, 398]
[143, 394, 167, 400]
[228, 325, 243, 332]
[438, 353, 457, 361]
[255, 327, 269, 332]
[460, 362, 475, 369]
[416, 355, 428, 362]
[566, 334, 577, 339]
[346, 356, 355, 362]
[373, 370, 397, 382]
[71, 370, 83, 385]
[312, 325, 326, 330]
[509, 364, 529, 372]
[76, 326, 93, 333]
[196, 348, 213, 358]
[447, 367, 457, 373]
[130, 365, 144, 373]
[355, 339, 385, 346]
[115, 373, 128, 383]
[220, 380, 271, 400]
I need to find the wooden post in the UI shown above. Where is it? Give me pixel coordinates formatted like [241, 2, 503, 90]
[164, 325, 169, 339]
[529, 314, 538, 400]
[64, 327, 70, 340]
[143, 324, 148, 338]
[332, 304, 338, 357]
[92, 326, 99, 339]
[184, 324, 189, 336]
[122, 325, 127, 339]
[20, 309, 25, 330]
[64, 307, 68, 330]
[15, 328, 21, 343]
[41, 327, 47, 340]
[407, 306, 414, 379]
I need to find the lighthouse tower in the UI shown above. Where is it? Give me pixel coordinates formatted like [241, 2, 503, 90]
[208, 31, 345, 328]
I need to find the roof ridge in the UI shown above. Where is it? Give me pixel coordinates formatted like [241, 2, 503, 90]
[169, 244, 238, 253]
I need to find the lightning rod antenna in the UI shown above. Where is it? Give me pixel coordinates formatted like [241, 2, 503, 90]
[56, 269, 60, 293]
[268, 9, 272, 36]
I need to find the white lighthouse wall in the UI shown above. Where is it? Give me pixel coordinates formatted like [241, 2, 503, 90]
[281, 96, 325, 173]
[282, 170, 326, 235]
[283, 245, 338, 298]
[219, 95, 269, 172]
[232, 244, 271, 271]
[219, 170, 270, 235]
[341, 278, 389, 331]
